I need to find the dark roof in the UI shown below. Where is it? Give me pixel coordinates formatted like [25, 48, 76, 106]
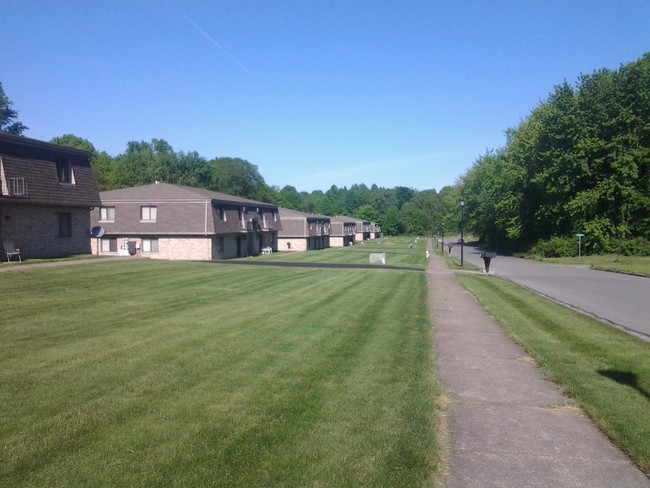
[279, 207, 330, 220]
[0, 132, 100, 207]
[329, 215, 357, 223]
[0, 132, 90, 159]
[331, 215, 370, 225]
[100, 182, 277, 208]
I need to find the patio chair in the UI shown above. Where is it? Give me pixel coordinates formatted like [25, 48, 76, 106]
[3, 241, 21, 262]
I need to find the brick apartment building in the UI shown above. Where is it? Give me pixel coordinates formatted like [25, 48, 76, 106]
[0, 132, 100, 260]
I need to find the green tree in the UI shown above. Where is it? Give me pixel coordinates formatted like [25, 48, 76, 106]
[355, 204, 378, 222]
[208, 157, 274, 201]
[51, 134, 96, 153]
[112, 140, 170, 188]
[91, 151, 117, 191]
[457, 53, 650, 254]
[318, 185, 348, 216]
[276, 185, 306, 210]
[304, 190, 324, 213]
[177, 151, 210, 188]
[380, 207, 403, 235]
[399, 190, 439, 235]
[462, 149, 525, 250]
[0, 81, 28, 134]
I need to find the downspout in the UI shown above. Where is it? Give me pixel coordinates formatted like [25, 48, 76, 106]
[205, 200, 209, 236]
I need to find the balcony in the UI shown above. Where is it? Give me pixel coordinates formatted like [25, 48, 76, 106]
[245, 219, 278, 232]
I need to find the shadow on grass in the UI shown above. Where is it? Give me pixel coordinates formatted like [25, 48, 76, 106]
[598, 370, 650, 400]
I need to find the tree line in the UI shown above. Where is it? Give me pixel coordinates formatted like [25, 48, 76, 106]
[461, 52, 649, 256]
[45, 134, 460, 236]
[2, 52, 649, 255]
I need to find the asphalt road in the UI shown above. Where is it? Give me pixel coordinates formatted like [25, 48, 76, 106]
[443, 241, 650, 340]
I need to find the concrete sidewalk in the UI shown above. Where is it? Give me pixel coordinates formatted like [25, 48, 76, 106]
[427, 248, 649, 487]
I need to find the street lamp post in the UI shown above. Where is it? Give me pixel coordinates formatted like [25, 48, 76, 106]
[459, 198, 465, 267]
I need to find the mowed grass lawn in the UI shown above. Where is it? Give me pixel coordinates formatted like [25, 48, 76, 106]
[456, 273, 650, 474]
[247, 236, 428, 269]
[1, 253, 443, 486]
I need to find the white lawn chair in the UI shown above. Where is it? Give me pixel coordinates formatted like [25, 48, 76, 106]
[3, 241, 21, 262]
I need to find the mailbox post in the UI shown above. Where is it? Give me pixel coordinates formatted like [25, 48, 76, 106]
[480, 252, 496, 274]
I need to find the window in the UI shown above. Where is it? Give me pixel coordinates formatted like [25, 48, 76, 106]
[100, 238, 117, 252]
[57, 212, 72, 237]
[99, 206, 115, 221]
[142, 238, 159, 253]
[56, 158, 74, 184]
[140, 206, 157, 222]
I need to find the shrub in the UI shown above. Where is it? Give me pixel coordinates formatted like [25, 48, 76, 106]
[620, 237, 650, 256]
[530, 236, 577, 258]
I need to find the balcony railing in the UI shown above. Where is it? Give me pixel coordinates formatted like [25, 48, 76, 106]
[246, 220, 278, 232]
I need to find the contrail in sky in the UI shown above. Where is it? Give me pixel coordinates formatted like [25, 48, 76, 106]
[183, 13, 253, 75]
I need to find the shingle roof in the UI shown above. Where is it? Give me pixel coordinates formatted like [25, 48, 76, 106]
[100, 182, 276, 207]
[279, 207, 330, 220]
[0, 132, 100, 207]
[329, 215, 357, 223]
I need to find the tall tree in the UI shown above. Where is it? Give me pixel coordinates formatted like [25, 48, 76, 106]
[456, 53, 650, 254]
[276, 185, 306, 210]
[0, 81, 28, 134]
[51, 134, 96, 153]
[355, 204, 379, 222]
[208, 157, 274, 202]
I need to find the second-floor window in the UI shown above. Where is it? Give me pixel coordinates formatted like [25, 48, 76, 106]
[56, 158, 73, 184]
[99, 206, 115, 221]
[141, 206, 157, 222]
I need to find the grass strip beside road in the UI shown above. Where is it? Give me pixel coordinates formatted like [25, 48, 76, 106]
[539, 255, 650, 277]
[456, 273, 650, 475]
[1, 258, 443, 487]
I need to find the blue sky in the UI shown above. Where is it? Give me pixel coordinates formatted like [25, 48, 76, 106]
[2, 1, 648, 192]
